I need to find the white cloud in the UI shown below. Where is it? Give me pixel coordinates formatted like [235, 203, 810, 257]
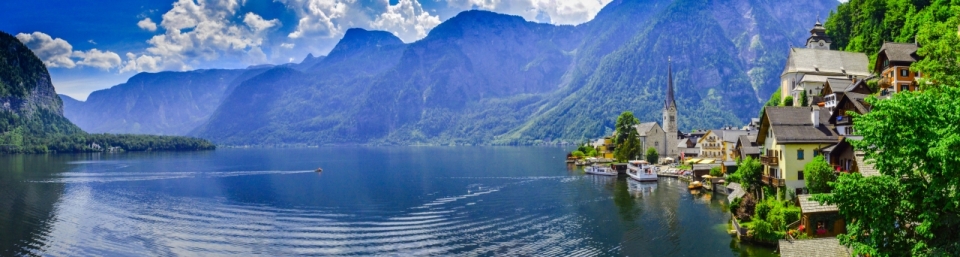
[15, 32, 76, 68]
[371, 0, 441, 42]
[279, 0, 354, 39]
[280, 43, 295, 48]
[73, 49, 122, 70]
[16, 31, 123, 70]
[120, 53, 163, 73]
[138, 18, 158, 32]
[243, 12, 281, 32]
[445, 0, 612, 25]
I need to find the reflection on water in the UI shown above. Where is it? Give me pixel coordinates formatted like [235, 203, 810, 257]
[1, 148, 776, 256]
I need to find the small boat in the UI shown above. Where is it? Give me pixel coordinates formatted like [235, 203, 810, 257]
[315, 168, 323, 172]
[585, 165, 617, 176]
[626, 160, 658, 182]
[688, 181, 703, 190]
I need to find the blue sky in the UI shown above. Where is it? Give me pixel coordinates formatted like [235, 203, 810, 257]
[1, 0, 613, 100]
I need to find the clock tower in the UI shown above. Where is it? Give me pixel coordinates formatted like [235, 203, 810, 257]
[662, 58, 678, 158]
[805, 18, 832, 50]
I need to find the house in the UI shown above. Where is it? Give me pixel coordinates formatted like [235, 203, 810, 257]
[735, 135, 760, 161]
[780, 20, 870, 104]
[635, 122, 668, 161]
[591, 137, 616, 159]
[677, 138, 697, 161]
[819, 138, 858, 173]
[778, 238, 851, 257]
[797, 195, 846, 238]
[697, 130, 724, 161]
[821, 78, 872, 115]
[875, 42, 922, 97]
[692, 163, 721, 180]
[757, 106, 838, 199]
[828, 92, 872, 136]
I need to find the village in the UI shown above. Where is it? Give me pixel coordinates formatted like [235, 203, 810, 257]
[566, 19, 925, 256]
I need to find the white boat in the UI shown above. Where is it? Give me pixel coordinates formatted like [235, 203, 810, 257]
[626, 160, 658, 182]
[585, 165, 617, 176]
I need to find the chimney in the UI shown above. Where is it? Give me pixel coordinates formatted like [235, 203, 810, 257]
[811, 105, 821, 128]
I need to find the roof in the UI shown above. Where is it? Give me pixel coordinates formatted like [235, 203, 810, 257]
[799, 75, 835, 83]
[878, 42, 920, 63]
[778, 238, 851, 257]
[678, 138, 690, 147]
[692, 163, 721, 171]
[855, 153, 880, 177]
[727, 182, 745, 203]
[798, 194, 839, 213]
[819, 143, 839, 153]
[782, 48, 870, 77]
[682, 148, 700, 154]
[635, 122, 662, 137]
[762, 107, 838, 144]
[718, 130, 753, 143]
[666, 59, 676, 109]
[825, 78, 853, 93]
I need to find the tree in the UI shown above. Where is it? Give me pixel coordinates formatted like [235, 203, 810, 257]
[912, 5, 960, 87]
[645, 147, 658, 164]
[615, 129, 641, 162]
[614, 111, 639, 145]
[814, 86, 960, 256]
[781, 96, 794, 107]
[803, 155, 834, 194]
[799, 90, 809, 107]
[571, 150, 585, 159]
[738, 157, 763, 196]
[709, 166, 723, 177]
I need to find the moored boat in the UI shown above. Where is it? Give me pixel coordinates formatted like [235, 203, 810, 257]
[626, 160, 658, 182]
[688, 181, 703, 190]
[585, 165, 617, 176]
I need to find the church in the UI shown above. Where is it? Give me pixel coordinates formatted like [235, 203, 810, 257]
[635, 59, 681, 161]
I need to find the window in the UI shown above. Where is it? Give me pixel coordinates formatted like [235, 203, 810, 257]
[901, 69, 909, 77]
[798, 171, 804, 180]
[901, 84, 910, 92]
[797, 149, 805, 160]
[655, 142, 659, 147]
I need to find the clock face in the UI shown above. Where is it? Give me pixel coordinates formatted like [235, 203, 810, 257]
[819, 42, 824, 46]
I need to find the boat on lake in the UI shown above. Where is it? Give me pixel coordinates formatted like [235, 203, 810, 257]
[688, 181, 703, 190]
[584, 165, 617, 176]
[626, 160, 658, 182]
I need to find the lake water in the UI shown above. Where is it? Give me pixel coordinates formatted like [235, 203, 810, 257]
[0, 147, 777, 256]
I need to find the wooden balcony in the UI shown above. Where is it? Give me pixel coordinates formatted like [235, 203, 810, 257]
[760, 155, 779, 166]
[762, 175, 785, 187]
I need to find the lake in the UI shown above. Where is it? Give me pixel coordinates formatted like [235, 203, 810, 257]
[0, 147, 777, 256]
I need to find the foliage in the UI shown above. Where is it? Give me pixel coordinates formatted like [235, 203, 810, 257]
[799, 90, 808, 107]
[729, 197, 742, 215]
[804, 155, 835, 193]
[587, 148, 599, 157]
[912, 4, 960, 87]
[571, 150, 585, 158]
[748, 219, 781, 242]
[815, 86, 960, 256]
[0, 31, 48, 98]
[759, 88, 782, 118]
[736, 193, 758, 222]
[614, 128, 642, 162]
[738, 157, 763, 194]
[709, 166, 723, 177]
[645, 147, 658, 164]
[614, 111, 639, 145]
[781, 96, 794, 107]
[755, 199, 772, 221]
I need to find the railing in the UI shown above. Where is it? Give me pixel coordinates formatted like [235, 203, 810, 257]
[762, 175, 785, 187]
[760, 155, 778, 166]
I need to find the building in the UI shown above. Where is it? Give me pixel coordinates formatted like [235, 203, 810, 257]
[875, 42, 922, 97]
[635, 122, 667, 160]
[828, 92, 871, 136]
[781, 21, 870, 104]
[591, 137, 616, 159]
[677, 138, 697, 161]
[662, 59, 680, 159]
[797, 195, 846, 238]
[735, 134, 760, 160]
[697, 130, 723, 161]
[821, 78, 872, 115]
[778, 238, 851, 257]
[757, 106, 838, 199]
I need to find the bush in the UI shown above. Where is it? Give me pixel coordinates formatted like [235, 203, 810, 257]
[729, 197, 742, 215]
[782, 96, 794, 106]
[755, 200, 772, 220]
[737, 193, 757, 221]
[572, 150, 585, 158]
[709, 166, 723, 177]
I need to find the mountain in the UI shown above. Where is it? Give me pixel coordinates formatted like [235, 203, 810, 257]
[66, 0, 839, 146]
[63, 67, 270, 135]
[0, 31, 84, 145]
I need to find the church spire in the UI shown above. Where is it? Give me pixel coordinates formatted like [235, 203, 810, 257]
[665, 57, 676, 109]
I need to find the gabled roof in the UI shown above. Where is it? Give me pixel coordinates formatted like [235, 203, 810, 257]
[855, 153, 880, 177]
[727, 182, 745, 203]
[825, 78, 853, 93]
[798, 194, 839, 213]
[783, 48, 870, 77]
[778, 238, 851, 257]
[759, 107, 838, 144]
[829, 92, 872, 122]
[878, 42, 920, 63]
[677, 138, 691, 148]
[635, 122, 663, 137]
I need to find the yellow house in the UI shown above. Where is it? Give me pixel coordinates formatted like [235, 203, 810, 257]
[757, 106, 838, 199]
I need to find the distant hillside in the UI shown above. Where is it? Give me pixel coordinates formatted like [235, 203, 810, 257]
[0, 31, 214, 153]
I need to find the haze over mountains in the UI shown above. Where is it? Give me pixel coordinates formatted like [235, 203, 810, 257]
[61, 0, 839, 145]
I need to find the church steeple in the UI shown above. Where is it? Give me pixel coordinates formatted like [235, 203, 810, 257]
[665, 58, 676, 109]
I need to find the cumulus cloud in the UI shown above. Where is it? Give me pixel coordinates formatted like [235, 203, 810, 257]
[445, 0, 612, 24]
[243, 13, 281, 32]
[138, 18, 158, 31]
[73, 49, 122, 70]
[279, 0, 354, 39]
[371, 0, 441, 41]
[120, 53, 164, 73]
[16, 31, 123, 70]
[280, 43, 295, 48]
[15, 32, 76, 68]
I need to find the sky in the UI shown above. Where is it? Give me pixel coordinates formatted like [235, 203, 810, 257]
[0, 0, 614, 100]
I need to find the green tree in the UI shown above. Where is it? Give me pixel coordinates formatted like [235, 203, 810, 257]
[912, 5, 960, 87]
[781, 96, 794, 107]
[738, 157, 763, 196]
[571, 150, 585, 158]
[709, 166, 723, 177]
[614, 111, 639, 145]
[803, 155, 834, 193]
[615, 129, 641, 162]
[815, 86, 960, 256]
[799, 90, 808, 107]
[645, 147, 658, 164]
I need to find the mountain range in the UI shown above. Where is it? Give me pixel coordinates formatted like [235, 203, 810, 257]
[62, 0, 839, 145]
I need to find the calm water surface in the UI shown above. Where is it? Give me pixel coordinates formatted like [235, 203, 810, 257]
[0, 147, 777, 256]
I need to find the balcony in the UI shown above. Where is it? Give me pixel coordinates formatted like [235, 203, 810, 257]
[760, 155, 778, 166]
[762, 175, 786, 187]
